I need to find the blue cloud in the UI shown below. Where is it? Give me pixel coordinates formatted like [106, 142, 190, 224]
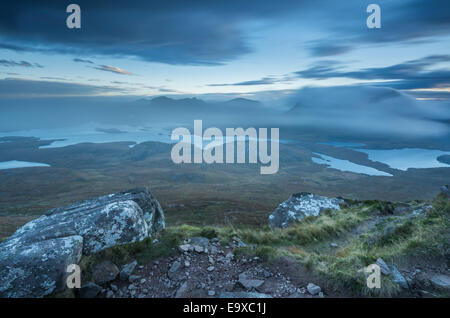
[1, 0, 448, 65]
[295, 55, 450, 90]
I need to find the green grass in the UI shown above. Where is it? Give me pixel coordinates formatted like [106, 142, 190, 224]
[235, 206, 368, 246]
[297, 194, 450, 296]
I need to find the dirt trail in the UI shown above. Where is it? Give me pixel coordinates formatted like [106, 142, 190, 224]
[95, 238, 331, 298]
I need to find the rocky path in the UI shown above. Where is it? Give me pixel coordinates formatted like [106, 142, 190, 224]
[87, 236, 325, 298]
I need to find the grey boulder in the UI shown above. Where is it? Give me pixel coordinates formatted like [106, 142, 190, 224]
[389, 265, 408, 289]
[92, 260, 119, 284]
[430, 274, 450, 291]
[269, 192, 344, 228]
[376, 258, 391, 275]
[0, 235, 83, 298]
[307, 283, 322, 295]
[79, 282, 102, 298]
[0, 187, 165, 298]
[120, 261, 138, 281]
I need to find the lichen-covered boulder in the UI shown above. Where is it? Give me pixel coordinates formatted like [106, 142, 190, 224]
[44, 187, 165, 236]
[268, 192, 344, 228]
[0, 187, 165, 298]
[0, 235, 83, 298]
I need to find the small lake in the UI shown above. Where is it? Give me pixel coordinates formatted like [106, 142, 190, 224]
[0, 123, 174, 149]
[312, 153, 393, 176]
[355, 148, 450, 171]
[315, 141, 450, 171]
[0, 160, 51, 170]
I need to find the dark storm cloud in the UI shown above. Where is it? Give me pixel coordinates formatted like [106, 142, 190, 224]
[295, 55, 450, 90]
[303, 0, 450, 51]
[0, 1, 448, 65]
[0, 59, 42, 68]
[0, 78, 127, 97]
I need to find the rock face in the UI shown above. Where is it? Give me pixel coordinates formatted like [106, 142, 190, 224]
[0, 187, 165, 298]
[44, 187, 165, 236]
[269, 192, 344, 228]
[0, 236, 83, 298]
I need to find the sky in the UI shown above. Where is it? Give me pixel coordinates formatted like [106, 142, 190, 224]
[0, 0, 449, 101]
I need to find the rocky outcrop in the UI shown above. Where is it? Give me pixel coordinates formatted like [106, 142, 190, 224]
[269, 192, 344, 228]
[43, 187, 165, 236]
[0, 187, 165, 298]
[430, 274, 450, 291]
[441, 185, 450, 198]
[0, 235, 83, 298]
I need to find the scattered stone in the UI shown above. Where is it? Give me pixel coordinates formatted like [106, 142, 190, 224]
[190, 237, 209, 249]
[207, 266, 215, 272]
[257, 278, 280, 294]
[226, 252, 234, 259]
[238, 272, 265, 290]
[93, 260, 119, 284]
[220, 292, 272, 298]
[307, 283, 321, 295]
[376, 258, 391, 275]
[390, 265, 408, 289]
[330, 243, 339, 248]
[175, 281, 189, 298]
[430, 274, 450, 291]
[233, 237, 246, 247]
[120, 260, 137, 281]
[129, 275, 140, 283]
[168, 261, 182, 279]
[79, 282, 102, 298]
[208, 290, 216, 296]
[179, 244, 192, 252]
[288, 292, 310, 298]
[410, 205, 432, 217]
[184, 261, 190, 267]
[193, 245, 204, 253]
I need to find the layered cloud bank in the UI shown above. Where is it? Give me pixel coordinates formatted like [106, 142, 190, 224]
[283, 86, 450, 138]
